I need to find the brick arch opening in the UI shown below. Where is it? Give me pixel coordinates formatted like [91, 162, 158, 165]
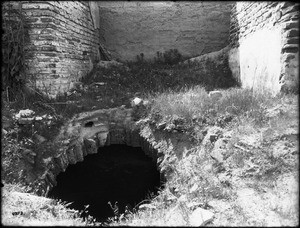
[45, 125, 165, 222]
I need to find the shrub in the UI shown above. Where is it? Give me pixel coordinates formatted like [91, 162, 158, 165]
[1, 127, 27, 185]
[153, 49, 183, 65]
[2, 2, 30, 101]
[147, 86, 210, 123]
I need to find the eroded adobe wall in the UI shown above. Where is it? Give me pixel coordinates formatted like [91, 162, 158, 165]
[229, 2, 299, 94]
[20, 1, 102, 97]
[98, 1, 232, 61]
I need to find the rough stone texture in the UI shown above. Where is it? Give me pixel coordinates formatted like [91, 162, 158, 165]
[98, 1, 232, 61]
[280, 52, 299, 93]
[202, 126, 224, 146]
[4, 1, 103, 97]
[165, 204, 187, 225]
[189, 207, 214, 226]
[208, 90, 223, 101]
[28, 107, 160, 194]
[139, 124, 196, 180]
[22, 105, 197, 194]
[229, 2, 299, 94]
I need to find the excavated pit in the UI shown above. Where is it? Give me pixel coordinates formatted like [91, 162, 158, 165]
[48, 144, 162, 222]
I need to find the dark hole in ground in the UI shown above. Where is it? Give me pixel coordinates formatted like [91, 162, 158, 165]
[48, 144, 162, 223]
[84, 121, 94, 127]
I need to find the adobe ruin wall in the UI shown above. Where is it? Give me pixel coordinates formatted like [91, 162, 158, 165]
[229, 2, 299, 94]
[4, 1, 103, 97]
[3, 1, 299, 96]
[97, 1, 232, 61]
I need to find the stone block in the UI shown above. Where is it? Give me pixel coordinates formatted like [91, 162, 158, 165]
[281, 4, 299, 16]
[66, 146, 77, 164]
[282, 53, 296, 63]
[82, 142, 88, 157]
[55, 156, 65, 172]
[60, 152, 69, 169]
[84, 138, 97, 154]
[80, 123, 109, 140]
[46, 172, 57, 187]
[17, 117, 35, 125]
[283, 22, 299, 31]
[74, 143, 84, 162]
[97, 131, 109, 147]
[281, 12, 299, 22]
[208, 90, 223, 101]
[105, 132, 111, 146]
[283, 37, 299, 46]
[282, 44, 299, 54]
[189, 207, 214, 226]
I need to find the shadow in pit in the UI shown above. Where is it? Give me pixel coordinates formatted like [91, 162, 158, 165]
[48, 144, 163, 223]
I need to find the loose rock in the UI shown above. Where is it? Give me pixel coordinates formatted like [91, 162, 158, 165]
[189, 207, 214, 226]
[15, 109, 35, 119]
[138, 204, 156, 210]
[97, 60, 125, 69]
[33, 134, 47, 144]
[131, 97, 143, 107]
[17, 117, 35, 125]
[2, 129, 8, 135]
[209, 90, 223, 101]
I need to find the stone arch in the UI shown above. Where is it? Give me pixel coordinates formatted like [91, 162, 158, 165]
[39, 107, 161, 195]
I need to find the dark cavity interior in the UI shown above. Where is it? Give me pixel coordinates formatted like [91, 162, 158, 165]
[48, 144, 162, 222]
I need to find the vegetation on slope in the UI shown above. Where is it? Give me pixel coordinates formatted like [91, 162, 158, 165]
[110, 87, 299, 226]
[2, 183, 100, 226]
[2, 49, 298, 226]
[1, 48, 237, 190]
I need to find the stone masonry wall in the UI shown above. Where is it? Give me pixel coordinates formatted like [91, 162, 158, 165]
[19, 1, 102, 97]
[20, 106, 161, 195]
[98, 1, 232, 61]
[229, 2, 299, 94]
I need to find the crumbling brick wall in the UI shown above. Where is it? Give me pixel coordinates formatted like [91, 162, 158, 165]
[4, 1, 298, 97]
[19, 1, 102, 97]
[229, 2, 299, 94]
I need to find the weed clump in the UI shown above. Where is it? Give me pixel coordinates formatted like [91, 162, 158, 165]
[2, 2, 30, 102]
[141, 86, 274, 138]
[118, 87, 298, 226]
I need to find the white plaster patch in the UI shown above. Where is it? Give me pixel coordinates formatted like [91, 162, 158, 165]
[239, 28, 281, 95]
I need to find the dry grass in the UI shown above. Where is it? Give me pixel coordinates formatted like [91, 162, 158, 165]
[143, 86, 275, 139]
[1, 55, 298, 227]
[111, 89, 299, 226]
[1, 183, 100, 226]
[2, 90, 298, 226]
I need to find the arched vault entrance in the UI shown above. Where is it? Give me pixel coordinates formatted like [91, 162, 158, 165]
[39, 107, 164, 222]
